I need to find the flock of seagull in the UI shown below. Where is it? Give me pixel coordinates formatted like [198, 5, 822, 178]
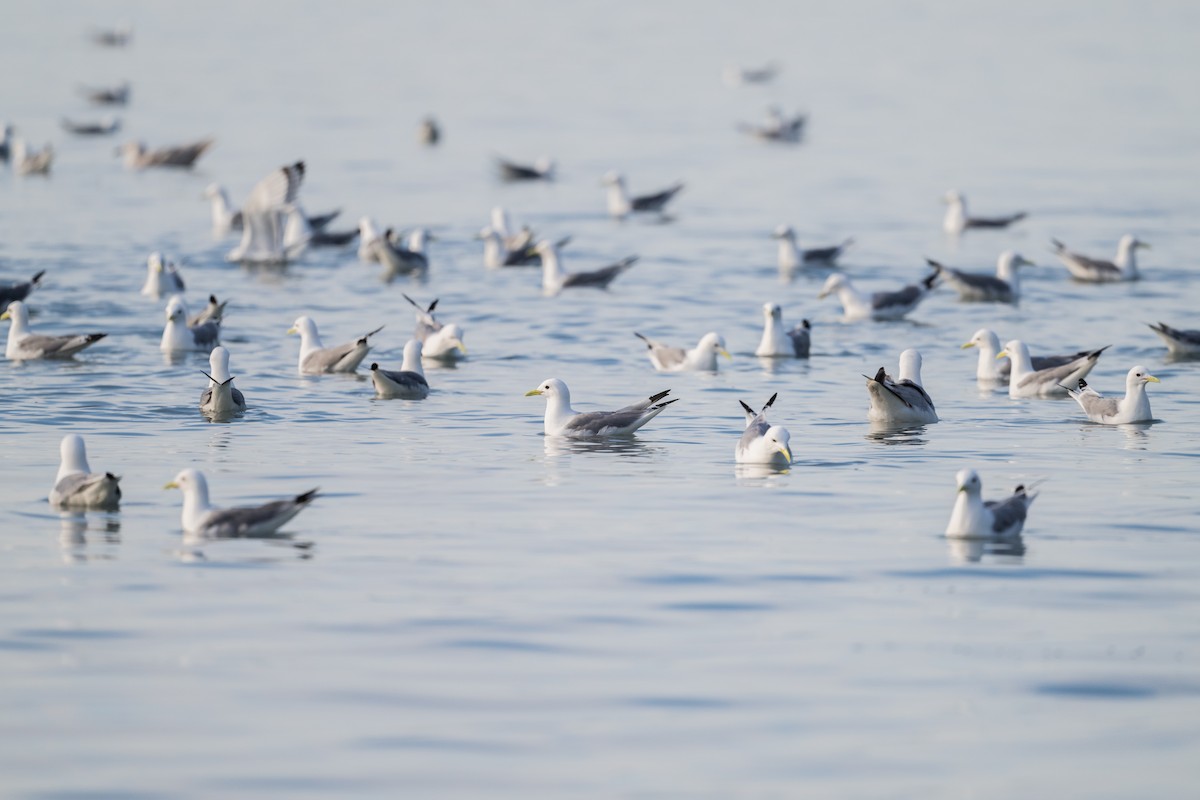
[3, 35, 1195, 549]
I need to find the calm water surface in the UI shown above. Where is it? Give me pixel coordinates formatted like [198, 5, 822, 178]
[2, 2, 1199, 797]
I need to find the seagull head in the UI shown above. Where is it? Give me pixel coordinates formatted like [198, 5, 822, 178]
[817, 273, 847, 299]
[534, 156, 556, 177]
[1128, 365, 1160, 387]
[1, 299, 28, 325]
[943, 189, 964, 205]
[772, 224, 795, 240]
[165, 297, 187, 323]
[700, 332, 732, 360]
[287, 315, 318, 339]
[765, 425, 792, 464]
[955, 468, 982, 495]
[601, 171, 624, 187]
[763, 301, 783, 320]
[962, 328, 1000, 352]
[525, 377, 568, 400]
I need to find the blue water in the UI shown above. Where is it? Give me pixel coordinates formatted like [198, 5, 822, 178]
[2, 2, 1199, 797]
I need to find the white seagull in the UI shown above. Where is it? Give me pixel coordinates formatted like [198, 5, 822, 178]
[165, 469, 318, 538]
[773, 225, 853, 271]
[927, 251, 1034, 303]
[161, 297, 219, 352]
[942, 190, 1027, 234]
[996, 339, 1108, 398]
[2, 301, 106, 360]
[525, 378, 677, 438]
[1148, 322, 1200, 357]
[402, 295, 467, 362]
[755, 302, 810, 358]
[288, 316, 382, 374]
[140, 252, 185, 298]
[735, 393, 793, 466]
[818, 272, 936, 321]
[865, 348, 938, 425]
[226, 161, 311, 264]
[536, 240, 636, 294]
[369, 340, 430, 399]
[634, 331, 731, 372]
[602, 172, 683, 218]
[1064, 366, 1159, 424]
[945, 468, 1036, 539]
[49, 434, 121, 510]
[1052, 235, 1148, 282]
[199, 346, 247, 415]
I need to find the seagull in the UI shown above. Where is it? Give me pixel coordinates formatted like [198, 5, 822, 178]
[536, 240, 636, 294]
[736, 393, 793, 466]
[476, 226, 555, 268]
[961, 329, 1102, 382]
[0, 270, 45, 307]
[738, 106, 806, 143]
[997, 339, 1108, 398]
[119, 138, 213, 169]
[865, 349, 938, 425]
[89, 25, 132, 47]
[188, 295, 228, 327]
[602, 172, 684, 218]
[358, 217, 384, 262]
[945, 468, 1036, 539]
[401, 295, 466, 361]
[226, 161, 310, 264]
[140, 252, 185, 298]
[165, 468, 318, 538]
[634, 331, 731, 372]
[1148, 322, 1200, 357]
[0, 123, 12, 161]
[370, 340, 430, 399]
[61, 116, 121, 136]
[2, 301, 106, 360]
[12, 139, 53, 175]
[817, 272, 936, 321]
[372, 228, 432, 281]
[418, 117, 440, 146]
[1064, 366, 1159, 424]
[773, 226, 853, 270]
[525, 378, 677, 438]
[161, 297, 219, 352]
[926, 251, 1034, 303]
[80, 81, 130, 105]
[288, 316, 382, 374]
[49, 434, 121, 510]
[943, 190, 1027, 234]
[496, 155, 555, 181]
[199, 346, 247, 415]
[723, 62, 780, 86]
[206, 183, 339, 238]
[1051, 235, 1148, 282]
[755, 303, 810, 358]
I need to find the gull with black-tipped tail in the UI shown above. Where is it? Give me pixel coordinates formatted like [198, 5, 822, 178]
[946, 468, 1036, 539]
[288, 316, 382, 374]
[526, 378, 677, 438]
[996, 339, 1108, 398]
[1148, 322, 1200, 357]
[962, 328, 1101, 382]
[199, 347, 247, 415]
[496, 155, 555, 181]
[140, 252, 185, 299]
[773, 225, 852, 271]
[370, 340, 430, 399]
[865, 349, 938, 425]
[536, 240, 636, 294]
[635, 331, 730, 372]
[161, 297, 219, 352]
[927, 251, 1034, 303]
[2, 301, 106, 360]
[602, 172, 683, 218]
[0, 270, 45, 308]
[755, 303, 810, 358]
[942, 190, 1027, 234]
[1052, 235, 1148, 282]
[165, 469, 318, 538]
[50, 435, 121, 510]
[119, 137, 212, 169]
[1063, 366, 1159, 424]
[736, 394, 793, 466]
[818, 272, 936, 321]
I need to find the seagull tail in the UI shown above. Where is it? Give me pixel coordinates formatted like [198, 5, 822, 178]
[295, 488, 320, 505]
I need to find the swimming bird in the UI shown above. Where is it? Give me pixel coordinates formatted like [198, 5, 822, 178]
[0, 270, 45, 307]
[165, 468, 318, 538]
[418, 117, 440, 146]
[289, 316, 382, 374]
[525, 378, 677, 438]
[818, 272, 936, 321]
[226, 161, 310, 264]
[1148, 322, 1200, 356]
[496, 155, 555, 181]
[401, 295, 466, 361]
[736, 393, 793, 466]
[536, 240, 636, 294]
[961, 329, 1102, 381]
[119, 138, 213, 169]
[756, 303, 811, 358]
[61, 116, 121, 136]
[945, 468, 1036, 539]
[1051, 235, 1148, 282]
[12, 139, 53, 175]
[161, 297, 219, 352]
[2, 301, 106, 360]
[206, 182, 338, 238]
[942, 190, 1027, 234]
[188, 295, 228, 327]
[635, 331, 731, 372]
[80, 81, 130, 105]
[140, 252, 185, 298]
[997, 339, 1108, 397]
[865, 349, 938, 425]
[89, 25, 132, 47]
[358, 217, 384, 262]
[477, 226, 548, 268]
[199, 346, 247, 415]
[372, 228, 431, 281]
[927, 251, 1034, 303]
[738, 106, 806, 143]
[1064, 366, 1159, 424]
[602, 172, 684, 218]
[50, 435, 121, 510]
[773, 226, 853, 270]
[0, 124, 11, 161]
[723, 62, 780, 86]
[369, 340, 429, 399]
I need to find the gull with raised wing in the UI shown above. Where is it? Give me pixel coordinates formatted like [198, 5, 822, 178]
[226, 161, 310, 264]
[12, 139, 53, 175]
[736, 393, 793, 466]
[402, 294, 466, 361]
[0, 270, 45, 307]
[526, 378, 677, 438]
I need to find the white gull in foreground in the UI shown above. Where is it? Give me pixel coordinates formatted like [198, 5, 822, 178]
[755, 302, 810, 358]
[865, 348, 938, 425]
[634, 331, 730, 372]
[526, 378, 677, 438]
[943, 190, 1027, 234]
[200, 346, 247, 415]
[1064, 366, 1159, 424]
[289, 316, 382, 374]
[2, 301, 106, 360]
[736, 393, 792, 466]
[1052, 235, 1148, 282]
[818, 272, 936, 321]
[927, 251, 1034, 303]
[370, 340, 429, 399]
[165, 469, 318, 538]
[997, 339, 1108, 398]
[50, 435, 121, 510]
[945, 468, 1036, 539]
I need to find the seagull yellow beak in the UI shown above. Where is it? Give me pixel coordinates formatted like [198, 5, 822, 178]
[1145, 374, 1161, 383]
[163, 481, 178, 489]
[779, 445, 793, 463]
[524, 389, 543, 396]
[454, 339, 468, 355]
[996, 350, 1009, 360]
[961, 341, 976, 350]
[286, 326, 298, 335]
[817, 289, 830, 299]
[719, 348, 732, 360]
[0, 310, 9, 321]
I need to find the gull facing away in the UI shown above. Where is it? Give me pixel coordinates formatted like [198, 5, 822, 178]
[736, 393, 793, 466]
[756, 303, 811, 358]
[635, 331, 731, 372]
[402, 295, 466, 361]
[773, 225, 853, 270]
[739, 106, 806, 143]
[0, 270, 45, 307]
[525, 378, 677, 438]
[161, 297, 219, 352]
[372, 228, 432, 281]
[12, 139, 53, 175]
[818, 272, 936, 321]
[227, 161, 311, 264]
[199, 346, 247, 415]
[865, 348, 938, 425]
[1051, 235, 1149, 282]
[945, 468, 1036, 539]
[2, 301, 106, 360]
[962, 328, 1102, 382]
[140, 252, 185, 299]
[80, 81, 130, 105]
[370, 340, 429, 399]
[927, 251, 1034, 303]
[602, 172, 684, 218]
[536, 240, 636, 294]
[188, 295, 228, 327]
[50, 434, 121, 510]
[1148, 322, 1200, 357]
[61, 116, 121, 136]
[289, 316, 383, 374]
[119, 138, 213, 169]
[1064, 366, 1159, 424]
[165, 469, 318, 538]
[496, 155, 555, 181]
[997, 339, 1109, 398]
[942, 190, 1027, 234]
